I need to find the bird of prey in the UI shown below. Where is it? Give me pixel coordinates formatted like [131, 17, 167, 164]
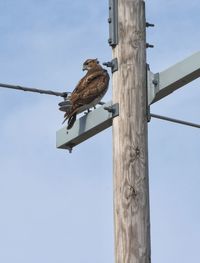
[63, 58, 110, 129]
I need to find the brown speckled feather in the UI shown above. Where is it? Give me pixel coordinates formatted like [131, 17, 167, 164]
[63, 59, 109, 128]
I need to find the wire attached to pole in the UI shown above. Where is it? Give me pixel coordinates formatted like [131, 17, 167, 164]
[0, 82, 105, 107]
[0, 83, 68, 98]
[151, 113, 200, 129]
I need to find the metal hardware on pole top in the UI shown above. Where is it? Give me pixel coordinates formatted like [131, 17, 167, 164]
[103, 58, 118, 73]
[146, 43, 154, 48]
[108, 0, 118, 47]
[146, 22, 155, 27]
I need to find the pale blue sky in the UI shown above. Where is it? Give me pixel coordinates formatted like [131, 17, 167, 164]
[0, 1, 199, 263]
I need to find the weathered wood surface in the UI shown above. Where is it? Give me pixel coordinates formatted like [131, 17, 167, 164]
[112, 1, 151, 263]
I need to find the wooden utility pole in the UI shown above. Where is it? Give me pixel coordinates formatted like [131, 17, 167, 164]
[56, 1, 200, 261]
[112, 1, 151, 263]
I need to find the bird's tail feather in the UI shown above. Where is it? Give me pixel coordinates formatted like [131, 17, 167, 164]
[67, 114, 77, 129]
[62, 117, 67, 124]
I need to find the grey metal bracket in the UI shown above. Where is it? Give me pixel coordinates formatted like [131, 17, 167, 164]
[56, 101, 119, 152]
[147, 51, 200, 105]
[103, 58, 118, 73]
[147, 69, 159, 105]
[108, 0, 118, 47]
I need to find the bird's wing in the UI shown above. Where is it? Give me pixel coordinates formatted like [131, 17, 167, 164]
[71, 70, 109, 106]
[64, 70, 109, 119]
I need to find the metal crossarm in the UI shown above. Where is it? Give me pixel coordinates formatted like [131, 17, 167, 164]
[56, 101, 119, 152]
[148, 51, 200, 105]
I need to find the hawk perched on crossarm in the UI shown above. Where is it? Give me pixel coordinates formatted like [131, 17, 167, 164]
[63, 59, 110, 129]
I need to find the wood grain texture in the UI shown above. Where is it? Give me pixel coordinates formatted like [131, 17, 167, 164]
[112, 1, 151, 263]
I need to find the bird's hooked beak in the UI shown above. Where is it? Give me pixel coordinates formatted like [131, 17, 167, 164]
[82, 64, 87, 71]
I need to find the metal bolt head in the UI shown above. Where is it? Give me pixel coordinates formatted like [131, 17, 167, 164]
[108, 38, 112, 44]
[152, 79, 158, 86]
[146, 22, 155, 27]
[146, 43, 154, 48]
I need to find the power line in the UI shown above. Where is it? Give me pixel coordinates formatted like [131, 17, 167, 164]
[1, 83, 199, 129]
[0, 82, 107, 106]
[0, 83, 68, 98]
[151, 113, 200, 129]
